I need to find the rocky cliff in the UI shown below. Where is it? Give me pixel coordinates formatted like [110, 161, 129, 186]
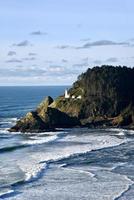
[9, 65, 134, 132]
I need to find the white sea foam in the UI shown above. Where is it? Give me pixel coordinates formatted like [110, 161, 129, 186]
[23, 162, 47, 182]
[0, 117, 18, 122]
[0, 131, 62, 183]
[118, 131, 125, 136]
[0, 128, 9, 133]
[0, 117, 18, 131]
[21, 131, 61, 145]
[63, 167, 96, 178]
[108, 128, 125, 132]
[1, 128, 133, 200]
[0, 128, 22, 135]
[21, 134, 58, 145]
[0, 188, 14, 198]
[61, 167, 133, 200]
[16, 132, 62, 181]
[0, 118, 17, 125]
[112, 129, 134, 136]
[18, 129, 128, 184]
[126, 129, 134, 135]
[7, 163, 133, 200]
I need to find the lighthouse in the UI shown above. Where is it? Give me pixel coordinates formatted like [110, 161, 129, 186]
[65, 89, 70, 99]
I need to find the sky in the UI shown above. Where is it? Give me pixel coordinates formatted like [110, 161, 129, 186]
[0, 0, 134, 85]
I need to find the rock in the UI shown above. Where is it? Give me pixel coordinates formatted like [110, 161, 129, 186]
[50, 97, 83, 118]
[41, 107, 80, 128]
[37, 96, 53, 113]
[10, 65, 134, 132]
[112, 105, 134, 128]
[9, 96, 80, 133]
[9, 111, 50, 133]
[51, 65, 134, 129]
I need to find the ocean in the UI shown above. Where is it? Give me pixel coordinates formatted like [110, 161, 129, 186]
[0, 86, 134, 200]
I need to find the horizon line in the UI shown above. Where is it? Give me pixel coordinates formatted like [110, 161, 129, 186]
[0, 85, 71, 87]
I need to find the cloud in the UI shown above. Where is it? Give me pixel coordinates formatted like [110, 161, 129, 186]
[0, 66, 46, 77]
[32, 64, 38, 66]
[7, 51, 16, 56]
[73, 63, 88, 68]
[128, 38, 134, 42]
[6, 56, 36, 63]
[18, 66, 46, 76]
[49, 65, 64, 73]
[12, 40, 32, 47]
[56, 40, 129, 50]
[73, 57, 89, 68]
[6, 58, 23, 63]
[30, 31, 47, 35]
[0, 64, 80, 82]
[47, 65, 79, 77]
[73, 62, 89, 68]
[56, 45, 72, 49]
[82, 57, 89, 62]
[80, 38, 91, 42]
[93, 60, 102, 65]
[105, 57, 118, 63]
[62, 59, 68, 63]
[78, 40, 129, 49]
[29, 53, 37, 56]
[23, 57, 36, 61]
[44, 60, 53, 64]
[93, 57, 118, 65]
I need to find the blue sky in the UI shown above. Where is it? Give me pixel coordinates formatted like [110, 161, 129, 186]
[0, 0, 134, 85]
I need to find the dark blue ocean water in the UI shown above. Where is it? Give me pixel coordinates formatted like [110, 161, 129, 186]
[0, 86, 134, 200]
[0, 86, 67, 118]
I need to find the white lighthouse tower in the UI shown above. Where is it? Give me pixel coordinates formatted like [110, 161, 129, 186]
[65, 89, 70, 99]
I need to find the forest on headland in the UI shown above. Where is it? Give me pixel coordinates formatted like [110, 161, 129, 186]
[10, 65, 134, 132]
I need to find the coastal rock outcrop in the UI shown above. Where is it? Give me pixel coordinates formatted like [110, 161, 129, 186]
[10, 96, 80, 133]
[9, 111, 48, 133]
[10, 65, 134, 132]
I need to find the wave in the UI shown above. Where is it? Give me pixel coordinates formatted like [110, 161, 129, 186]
[0, 188, 14, 199]
[18, 128, 130, 186]
[117, 131, 125, 136]
[37, 131, 130, 168]
[107, 128, 134, 138]
[126, 130, 134, 135]
[24, 162, 47, 182]
[22, 135, 58, 145]
[0, 131, 62, 154]
[0, 117, 18, 129]
[61, 166, 96, 178]
[0, 144, 27, 153]
[0, 117, 18, 122]
[9, 132, 64, 182]
[0, 128, 131, 199]
[21, 131, 61, 145]
[114, 175, 133, 200]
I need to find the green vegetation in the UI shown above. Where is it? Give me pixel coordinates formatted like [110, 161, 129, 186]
[74, 65, 134, 119]
[10, 65, 134, 132]
[53, 65, 134, 121]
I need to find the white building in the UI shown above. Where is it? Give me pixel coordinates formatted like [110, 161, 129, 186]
[77, 95, 82, 99]
[65, 89, 70, 98]
[65, 89, 82, 100]
[72, 95, 75, 99]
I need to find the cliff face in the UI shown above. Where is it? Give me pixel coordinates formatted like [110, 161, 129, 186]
[10, 65, 134, 132]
